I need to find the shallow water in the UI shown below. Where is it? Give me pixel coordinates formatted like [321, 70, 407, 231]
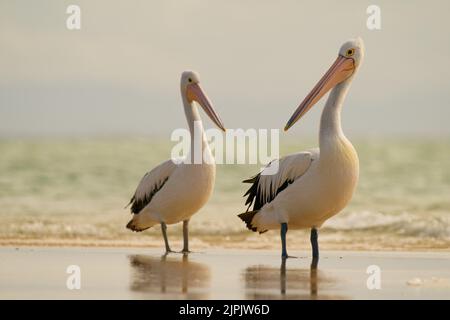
[0, 138, 449, 250]
[1, 248, 450, 299]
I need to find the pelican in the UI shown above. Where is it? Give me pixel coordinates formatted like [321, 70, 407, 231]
[126, 71, 225, 253]
[239, 38, 364, 260]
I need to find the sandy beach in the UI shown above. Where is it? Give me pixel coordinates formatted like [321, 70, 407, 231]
[1, 247, 449, 299]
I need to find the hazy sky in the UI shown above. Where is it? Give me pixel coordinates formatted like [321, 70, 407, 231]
[1, 0, 449, 138]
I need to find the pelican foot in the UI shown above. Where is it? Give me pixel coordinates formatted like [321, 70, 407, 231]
[163, 249, 176, 256]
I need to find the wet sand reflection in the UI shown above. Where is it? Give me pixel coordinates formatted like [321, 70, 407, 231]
[244, 259, 345, 299]
[129, 254, 211, 299]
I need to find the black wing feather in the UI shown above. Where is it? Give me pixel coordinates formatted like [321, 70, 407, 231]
[127, 177, 169, 214]
[243, 173, 293, 212]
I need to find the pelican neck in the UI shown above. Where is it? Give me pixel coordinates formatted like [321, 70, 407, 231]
[319, 78, 352, 149]
[182, 95, 211, 163]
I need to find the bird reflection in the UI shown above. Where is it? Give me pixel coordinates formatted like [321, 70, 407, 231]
[245, 258, 343, 299]
[129, 254, 210, 299]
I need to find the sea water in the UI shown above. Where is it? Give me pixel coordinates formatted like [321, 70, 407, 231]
[0, 137, 449, 250]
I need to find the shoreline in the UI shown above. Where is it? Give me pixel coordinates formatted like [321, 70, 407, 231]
[1, 238, 450, 252]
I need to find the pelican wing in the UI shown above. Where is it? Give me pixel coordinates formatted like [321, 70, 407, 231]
[243, 150, 318, 211]
[127, 159, 178, 214]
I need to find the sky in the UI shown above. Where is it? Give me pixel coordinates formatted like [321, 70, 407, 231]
[0, 0, 449, 138]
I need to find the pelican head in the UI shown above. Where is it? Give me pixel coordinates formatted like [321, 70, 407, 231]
[181, 70, 225, 131]
[284, 38, 365, 131]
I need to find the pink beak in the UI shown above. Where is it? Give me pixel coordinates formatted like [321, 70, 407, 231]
[186, 83, 226, 132]
[285, 55, 355, 131]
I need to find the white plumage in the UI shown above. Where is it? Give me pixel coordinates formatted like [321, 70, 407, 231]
[239, 38, 365, 260]
[256, 150, 317, 205]
[126, 71, 225, 253]
[134, 160, 177, 201]
[127, 159, 178, 220]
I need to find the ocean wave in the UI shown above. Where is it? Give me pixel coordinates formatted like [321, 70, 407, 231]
[2, 210, 450, 241]
[325, 210, 450, 238]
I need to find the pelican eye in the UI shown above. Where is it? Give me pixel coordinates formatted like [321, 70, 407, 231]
[188, 78, 192, 83]
[346, 48, 355, 57]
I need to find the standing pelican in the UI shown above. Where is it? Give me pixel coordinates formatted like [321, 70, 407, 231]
[127, 71, 225, 253]
[239, 38, 364, 260]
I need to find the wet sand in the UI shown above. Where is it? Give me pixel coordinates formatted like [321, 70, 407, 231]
[0, 247, 449, 299]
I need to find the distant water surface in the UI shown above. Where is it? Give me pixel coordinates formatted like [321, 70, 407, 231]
[0, 138, 449, 250]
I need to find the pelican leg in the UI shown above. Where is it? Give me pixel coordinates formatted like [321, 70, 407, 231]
[161, 222, 173, 253]
[280, 257, 287, 296]
[281, 223, 289, 259]
[310, 228, 319, 262]
[182, 219, 190, 253]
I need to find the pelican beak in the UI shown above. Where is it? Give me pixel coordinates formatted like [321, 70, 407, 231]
[186, 83, 226, 132]
[284, 55, 355, 131]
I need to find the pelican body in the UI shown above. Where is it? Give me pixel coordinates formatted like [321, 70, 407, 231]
[239, 38, 364, 260]
[127, 71, 225, 253]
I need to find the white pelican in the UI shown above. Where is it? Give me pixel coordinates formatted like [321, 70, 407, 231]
[126, 71, 225, 253]
[239, 38, 364, 260]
